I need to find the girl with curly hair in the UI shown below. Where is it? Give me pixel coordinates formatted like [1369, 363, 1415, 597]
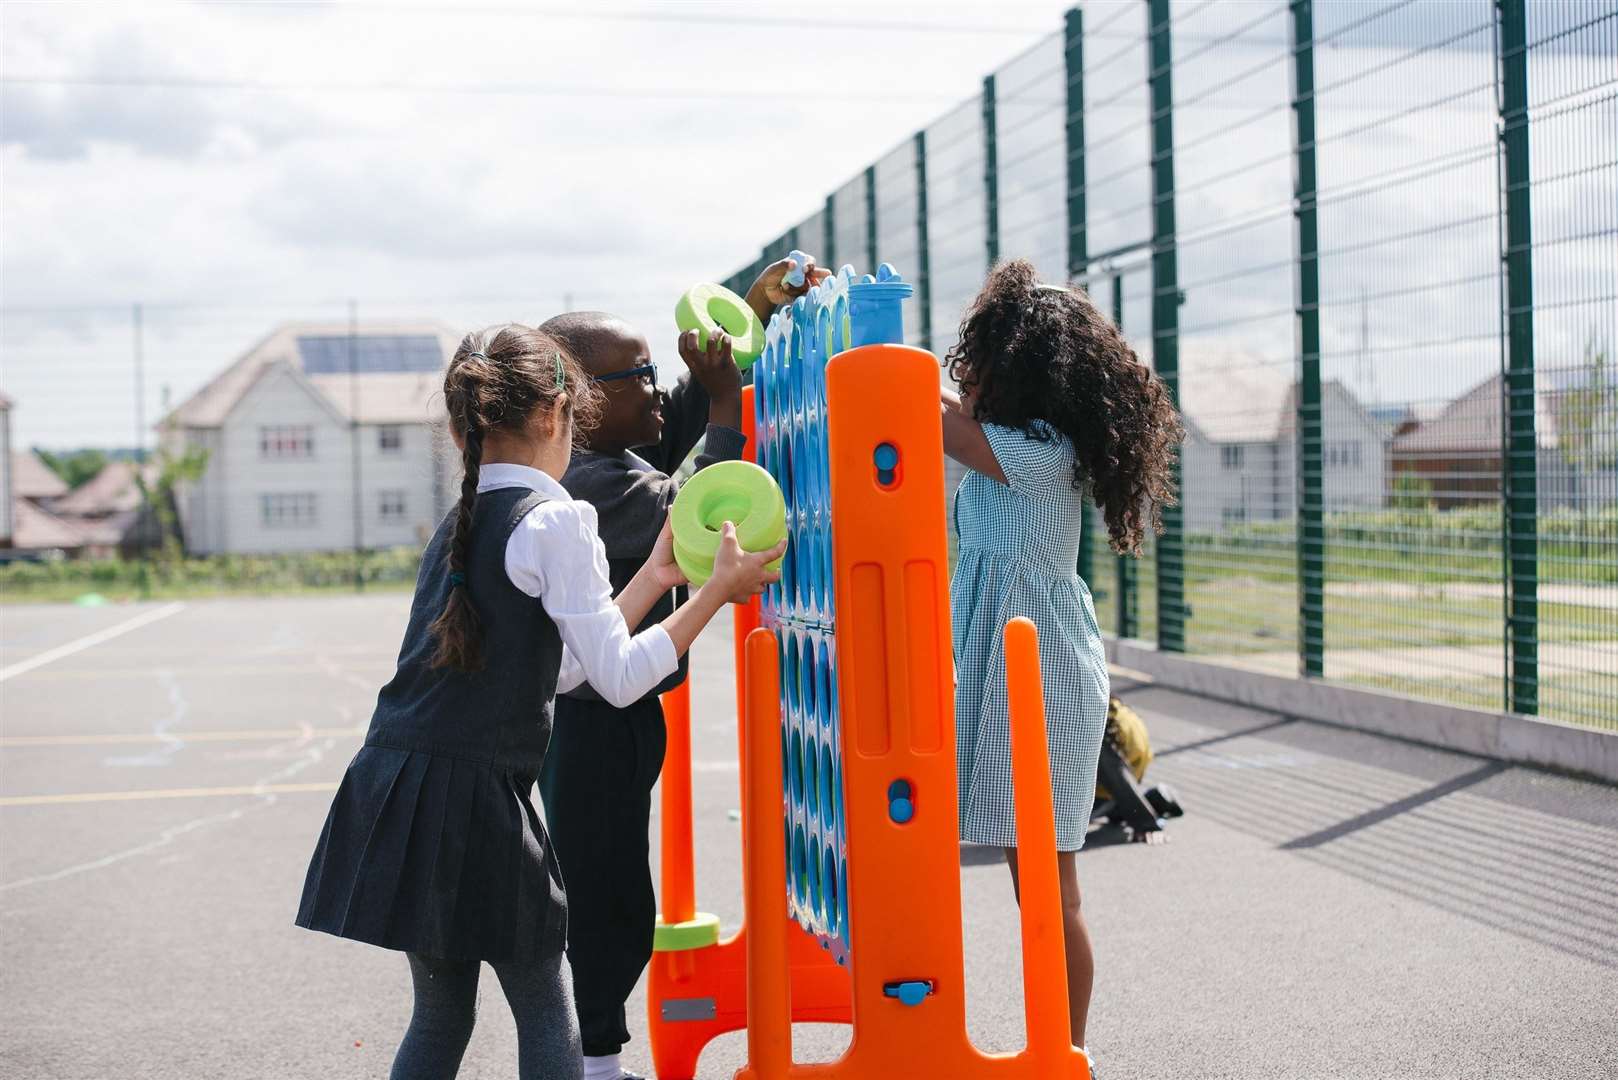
[942, 259, 1183, 1060]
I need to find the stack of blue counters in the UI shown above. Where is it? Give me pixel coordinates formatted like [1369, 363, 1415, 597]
[753, 263, 913, 965]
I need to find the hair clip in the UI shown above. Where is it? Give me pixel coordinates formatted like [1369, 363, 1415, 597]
[553, 351, 566, 391]
[467, 351, 490, 362]
[1034, 283, 1070, 294]
[448, 571, 466, 587]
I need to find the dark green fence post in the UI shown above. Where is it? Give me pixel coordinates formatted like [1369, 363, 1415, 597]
[864, 165, 878, 271]
[1113, 273, 1137, 639]
[1147, 0, 1185, 652]
[1497, 0, 1538, 715]
[1066, 6, 1096, 590]
[983, 73, 999, 268]
[1291, 0, 1325, 677]
[824, 193, 837, 268]
[914, 130, 933, 351]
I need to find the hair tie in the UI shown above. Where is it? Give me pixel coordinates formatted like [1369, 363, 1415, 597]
[448, 571, 466, 587]
[553, 351, 566, 391]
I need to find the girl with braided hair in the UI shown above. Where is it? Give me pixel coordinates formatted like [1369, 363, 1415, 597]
[942, 259, 1183, 1069]
[295, 325, 784, 1080]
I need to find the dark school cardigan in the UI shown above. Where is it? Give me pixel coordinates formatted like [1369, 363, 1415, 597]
[295, 487, 568, 962]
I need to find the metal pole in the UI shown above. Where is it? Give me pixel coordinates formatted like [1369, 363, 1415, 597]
[1291, 0, 1325, 678]
[864, 164, 878, 271]
[983, 73, 999, 269]
[824, 193, 837, 268]
[349, 299, 364, 592]
[1066, 7, 1095, 592]
[133, 303, 151, 594]
[1113, 274, 1136, 639]
[1496, 0, 1537, 715]
[1147, 0, 1185, 653]
[914, 129, 933, 352]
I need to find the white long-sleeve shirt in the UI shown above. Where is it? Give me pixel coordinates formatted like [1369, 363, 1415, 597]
[476, 463, 677, 708]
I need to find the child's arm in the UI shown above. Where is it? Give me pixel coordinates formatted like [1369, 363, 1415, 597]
[514, 502, 782, 708]
[940, 388, 1009, 485]
[744, 255, 832, 326]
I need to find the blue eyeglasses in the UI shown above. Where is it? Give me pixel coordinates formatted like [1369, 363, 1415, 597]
[592, 363, 656, 387]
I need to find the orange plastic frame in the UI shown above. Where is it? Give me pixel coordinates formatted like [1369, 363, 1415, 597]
[646, 386, 852, 1080]
[652, 352, 1088, 1079]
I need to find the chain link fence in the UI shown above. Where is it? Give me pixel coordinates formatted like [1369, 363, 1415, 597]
[721, 0, 1617, 732]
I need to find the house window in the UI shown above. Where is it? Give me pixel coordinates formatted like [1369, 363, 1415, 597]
[260, 425, 314, 459]
[1221, 445, 1244, 470]
[261, 492, 317, 527]
[1351, 441, 1363, 467]
[1222, 506, 1248, 525]
[378, 489, 407, 522]
[378, 425, 403, 453]
[1328, 444, 1341, 467]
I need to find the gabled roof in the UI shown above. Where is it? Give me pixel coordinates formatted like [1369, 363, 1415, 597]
[52, 460, 157, 517]
[1391, 372, 1562, 454]
[1176, 355, 1293, 443]
[1276, 379, 1384, 439]
[11, 450, 68, 500]
[163, 321, 458, 429]
[306, 370, 445, 424]
[10, 497, 86, 551]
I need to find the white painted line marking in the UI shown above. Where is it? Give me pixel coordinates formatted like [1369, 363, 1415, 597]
[0, 781, 339, 807]
[0, 603, 186, 683]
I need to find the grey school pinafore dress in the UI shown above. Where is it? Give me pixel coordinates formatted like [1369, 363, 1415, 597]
[295, 487, 568, 962]
[952, 420, 1109, 852]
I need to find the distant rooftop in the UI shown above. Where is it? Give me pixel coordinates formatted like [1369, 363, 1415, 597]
[164, 321, 458, 429]
[295, 334, 445, 376]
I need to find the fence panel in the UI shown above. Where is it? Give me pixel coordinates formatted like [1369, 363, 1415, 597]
[720, 0, 1618, 733]
[1524, 1, 1617, 728]
[872, 140, 928, 349]
[1168, 1, 1298, 665]
[1313, 1, 1510, 714]
[992, 34, 1068, 285]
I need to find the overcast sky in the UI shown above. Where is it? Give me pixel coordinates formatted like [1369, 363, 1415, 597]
[3, 1, 1612, 451]
[1, 0, 1089, 448]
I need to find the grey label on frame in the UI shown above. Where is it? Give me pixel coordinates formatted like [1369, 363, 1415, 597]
[660, 997, 718, 1022]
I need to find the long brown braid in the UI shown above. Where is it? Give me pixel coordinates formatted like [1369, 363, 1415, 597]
[428, 325, 602, 671]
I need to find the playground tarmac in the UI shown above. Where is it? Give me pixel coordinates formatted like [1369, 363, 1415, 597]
[2, 594, 1615, 1080]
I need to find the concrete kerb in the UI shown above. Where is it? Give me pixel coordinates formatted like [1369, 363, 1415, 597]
[1105, 639, 1618, 786]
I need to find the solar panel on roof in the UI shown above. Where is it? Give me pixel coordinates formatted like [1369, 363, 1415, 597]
[297, 335, 443, 375]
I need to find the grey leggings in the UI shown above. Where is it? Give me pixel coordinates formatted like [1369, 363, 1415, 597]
[390, 952, 583, 1080]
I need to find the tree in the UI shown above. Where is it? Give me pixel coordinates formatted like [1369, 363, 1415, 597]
[135, 443, 210, 562]
[1390, 472, 1434, 511]
[1559, 333, 1616, 474]
[36, 448, 108, 490]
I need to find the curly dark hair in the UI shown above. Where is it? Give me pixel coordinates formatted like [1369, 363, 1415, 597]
[946, 259, 1183, 555]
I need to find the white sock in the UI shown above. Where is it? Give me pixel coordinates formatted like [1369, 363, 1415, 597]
[582, 1053, 621, 1080]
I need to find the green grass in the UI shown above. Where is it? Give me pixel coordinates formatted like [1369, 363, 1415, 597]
[0, 548, 422, 605]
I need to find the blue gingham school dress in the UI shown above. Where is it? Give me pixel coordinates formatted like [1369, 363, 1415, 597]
[952, 420, 1109, 851]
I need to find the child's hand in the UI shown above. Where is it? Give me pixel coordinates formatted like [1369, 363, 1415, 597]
[707, 521, 787, 604]
[746, 255, 832, 323]
[678, 328, 741, 405]
[648, 518, 687, 590]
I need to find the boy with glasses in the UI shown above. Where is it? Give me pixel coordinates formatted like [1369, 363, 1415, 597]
[536, 255, 827, 1080]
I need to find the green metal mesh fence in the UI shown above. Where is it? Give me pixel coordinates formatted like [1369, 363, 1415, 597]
[723, 0, 1617, 732]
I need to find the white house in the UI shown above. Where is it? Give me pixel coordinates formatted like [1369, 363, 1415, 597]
[162, 322, 460, 556]
[1177, 357, 1388, 533]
